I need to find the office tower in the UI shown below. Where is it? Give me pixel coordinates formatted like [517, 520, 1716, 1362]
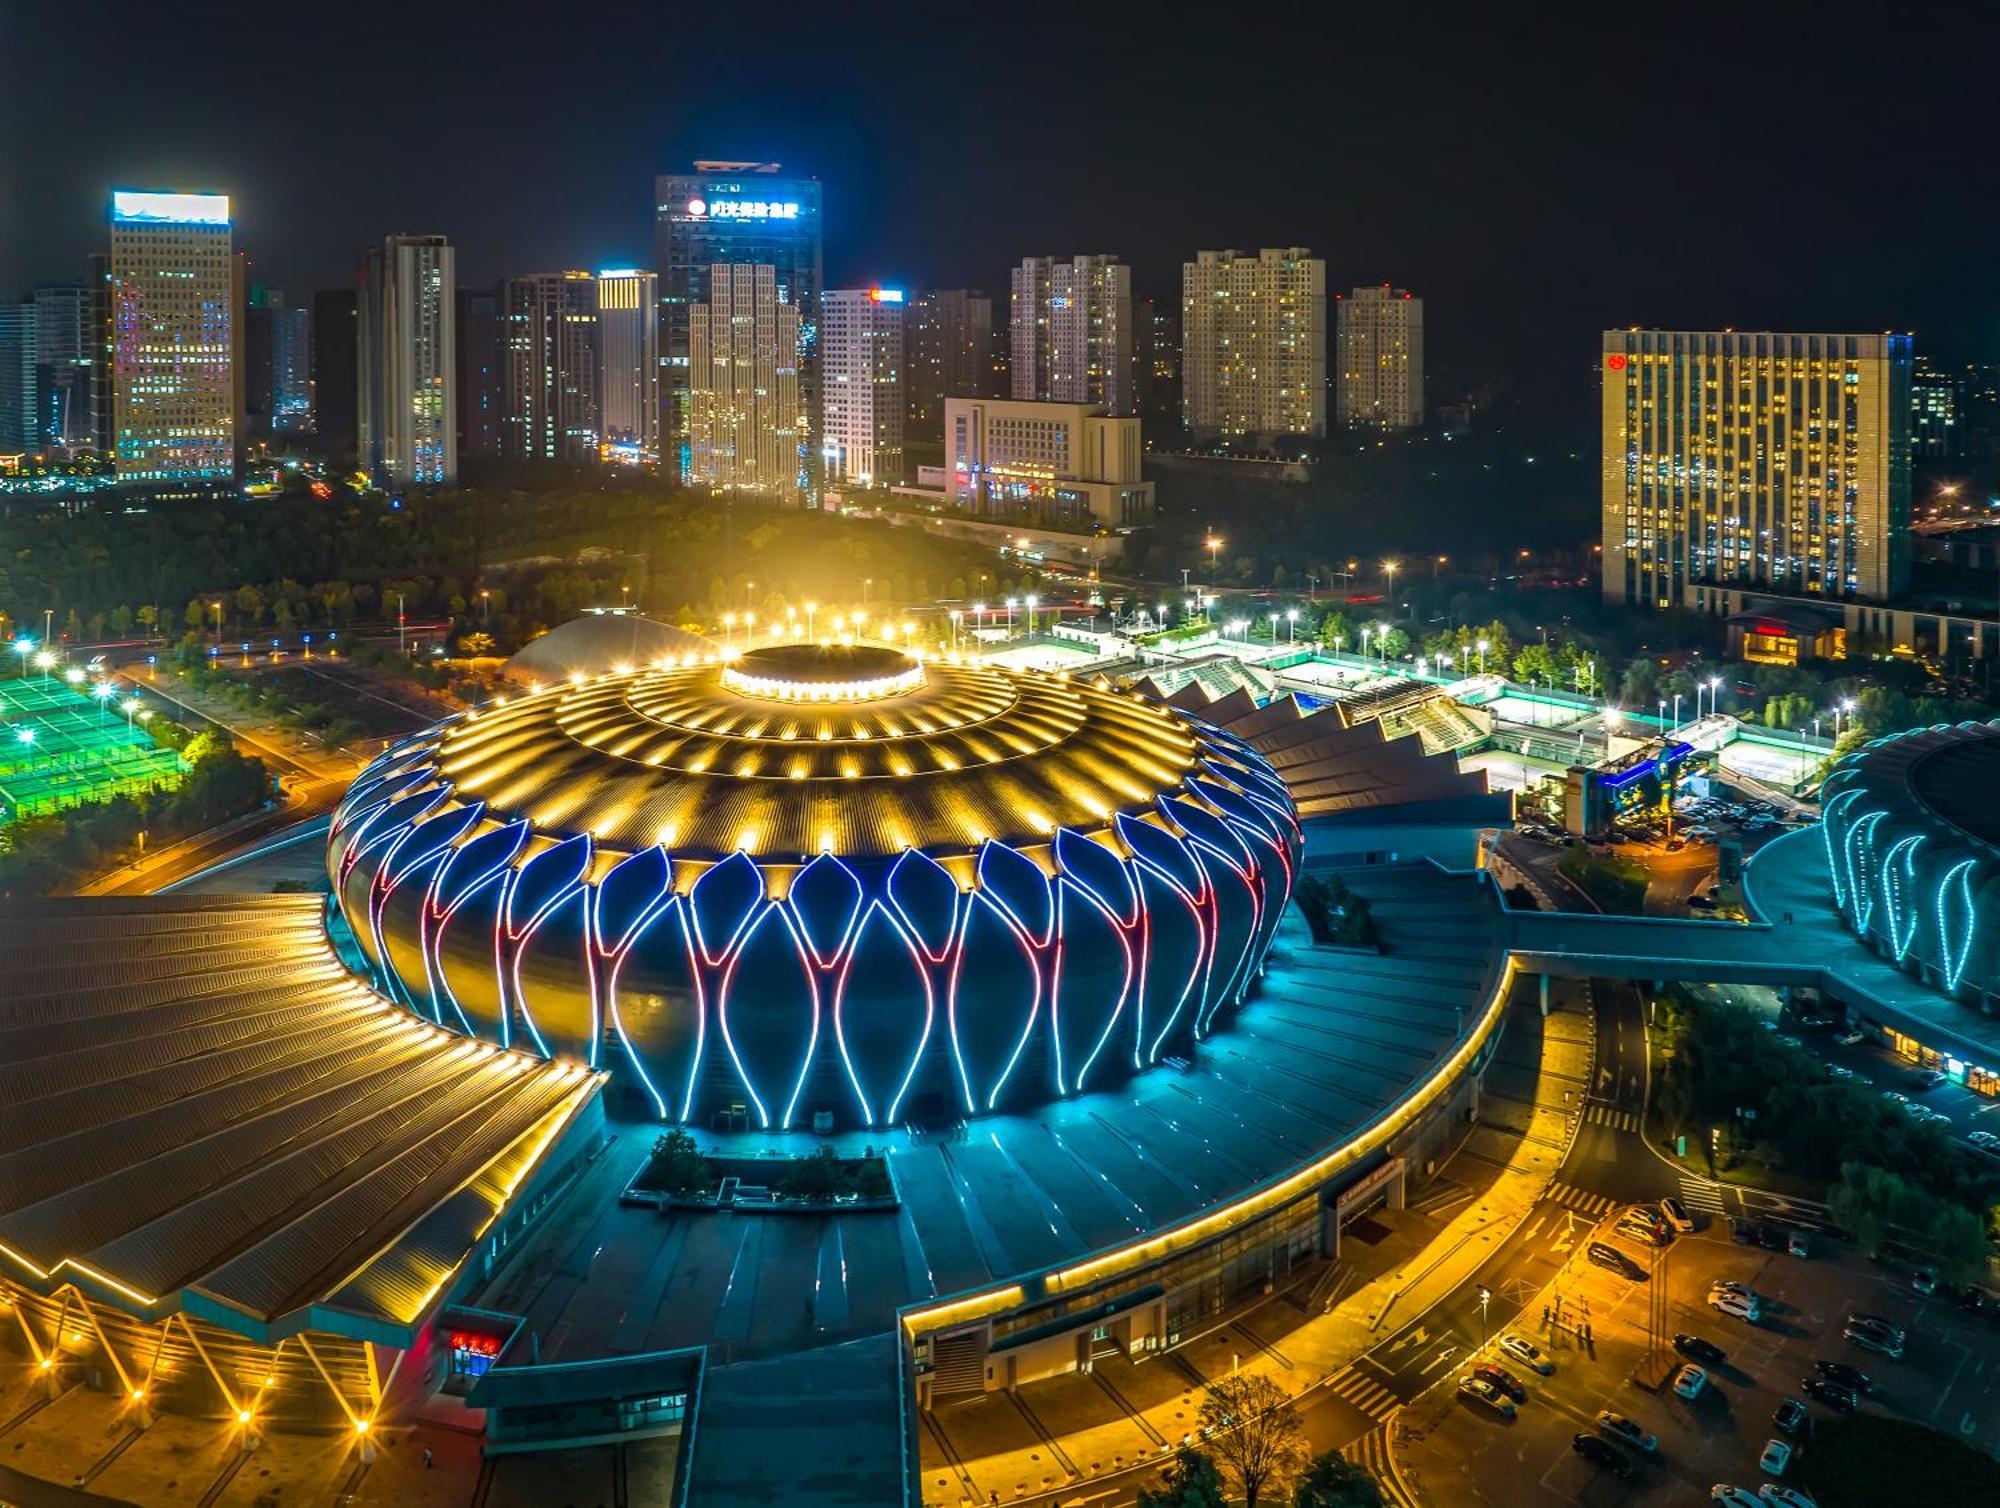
[108, 189, 235, 485]
[501, 271, 599, 463]
[30, 282, 92, 451]
[1335, 286, 1424, 431]
[595, 269, 659, 463]
[821, 287, 905, 487]
[1182, 248, 1327, 442]
[269, 296, 311, 435]
[0, 302, 37, 454]
[1601, 330, 1913, 607]
[687, 263, 801, 497]
[655, 162, 821, 491]
[244, 286, 278, 437]
[939, 397, 1154, 527]
[1134, 295, 1181, 431]
[1010, 255, 1132, 415]
[312, 289, 359, 461]
[906, 289, 992, 442]
[1911, 356, 1960, 460]
[456, 285, 504, 461]
[231, 252, 249, 467]
[86, 253, 113, 453]
[359, 235, 457, 485]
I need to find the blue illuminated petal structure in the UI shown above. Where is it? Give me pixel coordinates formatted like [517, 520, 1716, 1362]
[718, 904, 818, 1129]
[835, 903, 934, 1124]
[595, 845, 673, 956]
[1163, 795, 1252, 877]
[1052, 880, 1132, 1092]
[1117, 811, 1204, 897]
[1136, 865, 1205, 1062]
[1054, 828, 1137, 926]
[789, 852, 863, 968]
[1194, 849, 1260, 1031]
[950, 895, 1042, 1112]
[1938, 859, 1979, 994]
[888, 847, 960, 959]
[614, 898, 702, 1119]
[690, 850, 766, 964]
[977, 840, 1053, 945]
[504, 833, 593, 1055]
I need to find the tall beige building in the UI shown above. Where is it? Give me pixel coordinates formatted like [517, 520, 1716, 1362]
[1602, 329, 1913, 607]
[1010, 255, 1132, 415]
[821, 287, 904, 486]
[1181, 248, 1326, 441]
[688, 263, 802, 498]
[1336, 285, 1423, 430]
[109, 190, 236, 485]
[595, 270, 659, 463]
[359, 234, 456, 485]
[932, 397, 1154, 528]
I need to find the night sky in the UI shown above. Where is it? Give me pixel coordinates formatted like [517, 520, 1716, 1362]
[6, 2, 1997, 424]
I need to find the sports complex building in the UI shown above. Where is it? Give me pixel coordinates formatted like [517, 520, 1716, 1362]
[8, 622, 2000, 1504]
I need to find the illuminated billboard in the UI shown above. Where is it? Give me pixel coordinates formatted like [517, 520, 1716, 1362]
[111, 190, 231, 226]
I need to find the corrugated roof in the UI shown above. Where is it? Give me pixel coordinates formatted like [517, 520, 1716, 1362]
[0, 896, 602, 1339]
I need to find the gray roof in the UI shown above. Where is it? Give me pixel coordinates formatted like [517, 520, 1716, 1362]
[503, 612, 714, 684]
[0, 895, 602, 1339]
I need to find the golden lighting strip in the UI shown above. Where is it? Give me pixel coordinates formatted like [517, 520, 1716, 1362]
[900, 954, 1521, 1340]
[720, 661, 926, 703]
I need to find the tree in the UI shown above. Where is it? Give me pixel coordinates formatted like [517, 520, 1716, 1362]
[1137, 1448, 1226, 1508]
[1620, 657, 1660, 707]
[646, 1128, 713, 1195]
[458, 631, 496, 658]
[1198, 1375, 1307, 1508]
[1291, 1450, 1386, 1508]
[1511, 642, 1558, 687]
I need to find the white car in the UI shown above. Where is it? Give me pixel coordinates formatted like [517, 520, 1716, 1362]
[1498, 1334, 1554, 1374]
[1759, 1439, 1793, 1476]
[1710, 1290, 1762, 1322]
[1674, 1363, 1709, 1400]
[1760, 1486, 1818, 1508]
[1967, 1130, 2000, 1154]
[1710, 1279, 1758, 1300]
[1712, 1488, 1760, 1507]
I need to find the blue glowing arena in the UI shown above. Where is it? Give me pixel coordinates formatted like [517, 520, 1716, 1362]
[328, 643, 1301, 1129]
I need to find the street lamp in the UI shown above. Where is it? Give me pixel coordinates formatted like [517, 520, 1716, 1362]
[1376, 622, 1392, 662]
[123, 695, 141, 733]
[1705, 676, 1721, 721]
[1025, 594, 1038, 636]
[92, 680, 117, 721]
[34, 649, 55, 684]
[1205, 534, 1222, 575]
[1477, 1284, 1492, 1355]
[11, 639, 32, 678]
[1285, 607, 1298, 644]
[1476, 636, 1490, 675]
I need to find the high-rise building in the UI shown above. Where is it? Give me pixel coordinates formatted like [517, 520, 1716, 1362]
[359, 235, 457, 485]
[934, 397, 1154, 527]
[108, 189, 235, 486]
[269, 297, 311, 436]
[30, 282, 93, 451]
[906, 289, 992, 442]
[456, 285, 504, 461]
[0, 302, 37, 455]
[502, 271, 599, 463]
[243, 286, 278, 438]
[85, 253, 113, 454]
[1335, 286, 1424, 431]
[311, 289, 359, 461]
[595, 270, 659, 464]
[655, 162, 821, 493]
[1601, 329, 1913, 607]
[1010, 255, 1132, 415]
[821, 287, 905, 487]
[687, 262, 801, 498]
[1134, 295, 1181, 431]
[1182, 248, 1326, 442]
[1911, 355, 1960, 460]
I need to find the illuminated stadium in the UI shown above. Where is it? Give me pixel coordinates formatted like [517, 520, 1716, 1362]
[1819, 718, 2000, 1004]
[327, 642, 1303, 1128]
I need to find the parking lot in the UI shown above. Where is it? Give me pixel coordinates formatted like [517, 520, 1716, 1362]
[1398, 1198, 2000, 1506]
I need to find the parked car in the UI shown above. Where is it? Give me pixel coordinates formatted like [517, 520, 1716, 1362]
[1675, 1333, 1728, 1366]
[1710, 1280, 1759, 1301]
[1618, 1217, 1670, 1248]
[1729, 1216, 1757, 1244]
[1759, 1439, 1793, 1477]
[1758, 1223, 1788, 1251]
[1660, 1196, 1694, 1233]
[1802, 1377, 1858, 1412]
[1812, 1359, 1872, 1393]
[1788, 1229, 1813, 1260]
[1847, 1313, 1906, 1345]
[1458, 1374, 1517, 1417]
[1912, 1068, 1948, 1090]
[1771, 1397, 1809, 1436]
[1710, 1290, 1762, 1322]
[1912, 1266, 1938, 1296]
[1758, 1486, 1819, 1508]
[1572, 1433, 1636, 1477]
[1826, 1064, 1859, 1080]
[1588, 1241, 1640, 1275]
[1965, 1129, 2000, 1154]
[1674, 1364, 1709, 1400]
[1710, 1485, 1760, 1506]
[1499, 1334, 1554, 1374]
[1597, 1410, 1658, 1452]
[1882, 1091, 1911, 1108]
[1836, 1030, 1865, 1046]
[1955, 1285, 1991, 1317]
[1471, 1362, 1526, 1401]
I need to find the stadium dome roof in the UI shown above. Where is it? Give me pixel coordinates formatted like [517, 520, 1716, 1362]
[502, 611, 713, 686]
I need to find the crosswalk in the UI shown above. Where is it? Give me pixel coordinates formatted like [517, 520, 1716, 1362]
[1678, 1176, 1727, 1213]
[1544, 1181, 1618, 1219]
[1324, 1365, 1401, 1423]
[1341, 1424, 1419, 1507]
[1583, 1102, 1641, 1132]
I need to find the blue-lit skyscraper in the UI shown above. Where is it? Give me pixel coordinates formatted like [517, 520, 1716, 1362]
[654, 162, 822, 496]
[109, 189, 236, 485]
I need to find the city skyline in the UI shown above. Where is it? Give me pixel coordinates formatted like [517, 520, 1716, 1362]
[7, 4, 1997, 431]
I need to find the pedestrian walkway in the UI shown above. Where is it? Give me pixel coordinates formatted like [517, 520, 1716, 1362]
[1583, 1102, 1641, 1132]
[1677, 1176, 1727, 1213]
[1324, 1366, 1401, 1424]
[1544, 1181, 1617, 1220]
[1341, 1424, 1419, 1507]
